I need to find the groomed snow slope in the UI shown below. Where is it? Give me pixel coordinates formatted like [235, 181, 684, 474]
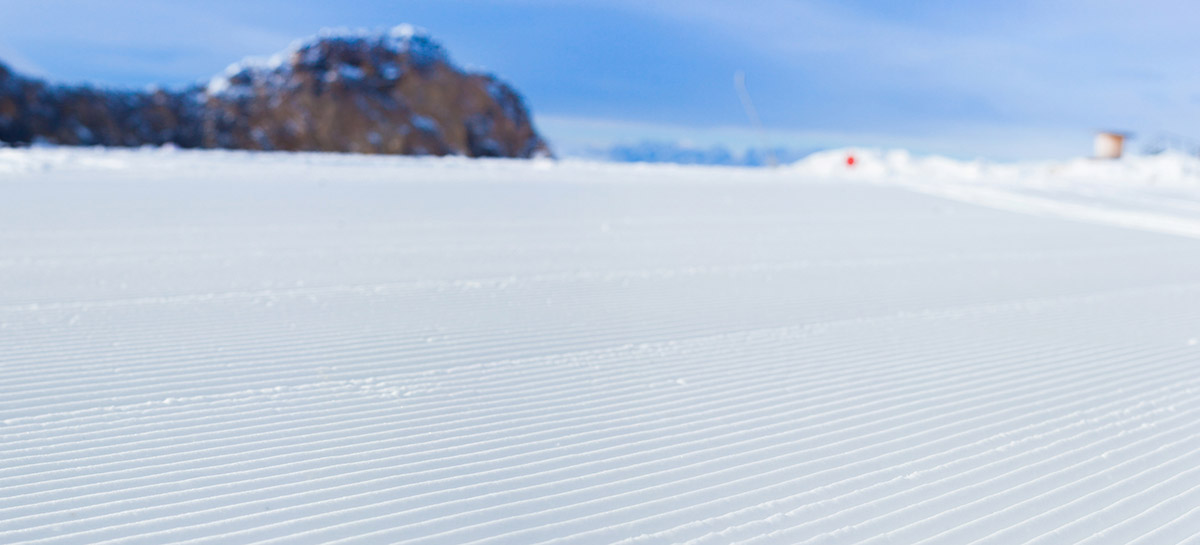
[4, 148, 1200, 544]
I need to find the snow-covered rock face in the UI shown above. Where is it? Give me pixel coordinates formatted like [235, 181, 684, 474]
[206, 26, 448, 99]
[0, 26, 550, 158]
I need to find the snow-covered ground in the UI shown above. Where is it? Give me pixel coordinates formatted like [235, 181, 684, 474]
[795, 148, 1200, 239]
[4, 147, 1200, 544]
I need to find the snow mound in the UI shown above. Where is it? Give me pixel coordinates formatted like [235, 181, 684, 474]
[791, 148, 1200, 187]
[8, 145, 1200, 240]
[0, 145, 132, 174]
[790, 148, 1200, 240]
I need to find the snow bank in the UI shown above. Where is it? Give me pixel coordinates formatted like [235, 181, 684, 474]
[791, 147, 1200, 187]
[0, 145, 132, 174]
[9, 144, 1200, 187]
[9, 145, 1200, 241]
[788, 148, 1200, 240]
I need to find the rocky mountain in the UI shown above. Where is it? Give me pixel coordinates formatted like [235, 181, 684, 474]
[0, 25, 550, 158]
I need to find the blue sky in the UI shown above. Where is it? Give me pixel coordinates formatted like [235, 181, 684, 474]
[1, 0, 1197, 160]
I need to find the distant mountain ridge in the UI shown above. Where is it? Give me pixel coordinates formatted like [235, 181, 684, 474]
[0, 25, 550, 158]
[593, 140, 820, 167]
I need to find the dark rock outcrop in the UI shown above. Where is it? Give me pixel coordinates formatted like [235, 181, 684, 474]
[0, 26, 550, 158]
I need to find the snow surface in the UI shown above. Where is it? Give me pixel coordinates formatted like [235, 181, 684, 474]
[4, 147, 1200, 544]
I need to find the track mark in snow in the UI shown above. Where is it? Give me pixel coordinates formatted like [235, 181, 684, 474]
[4, 150, 1200, 544]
